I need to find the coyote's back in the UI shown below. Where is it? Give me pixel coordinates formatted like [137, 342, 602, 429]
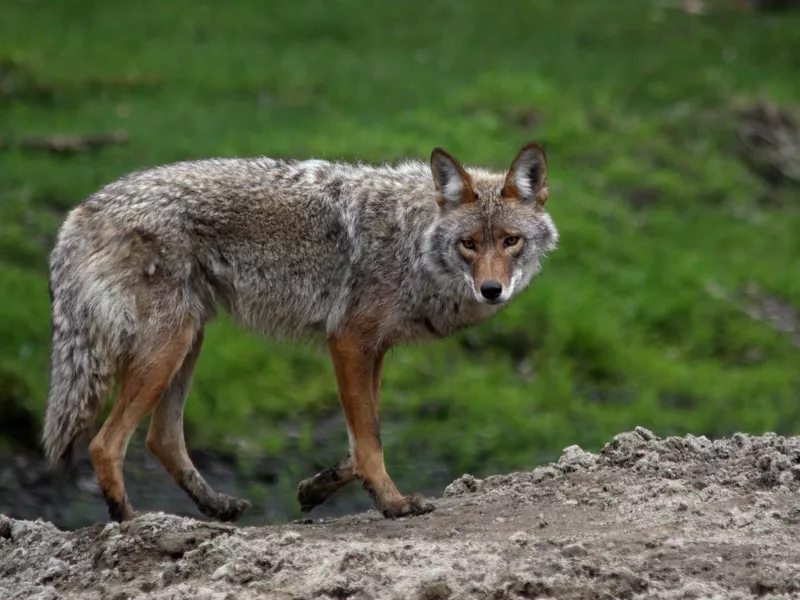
[43, 143, 558, 522]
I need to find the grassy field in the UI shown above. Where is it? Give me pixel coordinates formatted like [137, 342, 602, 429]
[1, 0, 799, 512]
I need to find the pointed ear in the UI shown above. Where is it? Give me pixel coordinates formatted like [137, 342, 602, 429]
[502, 142, 548, 206]
[430, 147, 476, 209]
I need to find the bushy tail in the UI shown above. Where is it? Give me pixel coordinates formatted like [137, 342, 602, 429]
[42, 261, 114, 466]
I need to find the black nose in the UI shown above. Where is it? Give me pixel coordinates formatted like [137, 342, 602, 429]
[480, 280, 503, 301]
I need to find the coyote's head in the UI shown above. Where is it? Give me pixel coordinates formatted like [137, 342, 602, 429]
[425, 142, 559, 305]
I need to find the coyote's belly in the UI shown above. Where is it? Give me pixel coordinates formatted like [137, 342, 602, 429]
[211, 258, 352, 339]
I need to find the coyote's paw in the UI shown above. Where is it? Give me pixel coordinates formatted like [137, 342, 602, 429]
[381, 494, 435, 519]
[297, 477, 326, 513]
[198, 493, 250, 523]
[102, 492, 138, 523]
[110, 508, 141, 523]
[296, 462, 355, 512]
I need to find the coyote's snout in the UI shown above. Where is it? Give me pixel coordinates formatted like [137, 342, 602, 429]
[43, 141, 558, 523]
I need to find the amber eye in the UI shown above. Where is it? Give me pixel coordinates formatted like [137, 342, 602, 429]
[460, 239, 476, 251]
[503, 236, 521, 248]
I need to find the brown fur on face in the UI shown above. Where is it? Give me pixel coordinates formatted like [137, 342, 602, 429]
[458, 226, 525, 294]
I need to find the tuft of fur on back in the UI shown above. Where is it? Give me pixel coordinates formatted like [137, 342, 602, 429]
[42, 220, 115, 466]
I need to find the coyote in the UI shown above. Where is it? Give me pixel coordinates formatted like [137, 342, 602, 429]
[43, 142, 559, 522]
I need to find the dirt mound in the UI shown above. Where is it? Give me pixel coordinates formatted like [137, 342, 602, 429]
[2, 428, 799, 599]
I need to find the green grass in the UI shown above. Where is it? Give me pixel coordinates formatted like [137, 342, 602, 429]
[1, 0, 799, 497]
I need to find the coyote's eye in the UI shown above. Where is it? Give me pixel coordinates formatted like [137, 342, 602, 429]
[460, 239, 476, 251]
[503, 236, 520, 248]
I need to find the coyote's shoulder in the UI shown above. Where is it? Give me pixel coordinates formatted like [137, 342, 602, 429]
[44, 142, 558, 523]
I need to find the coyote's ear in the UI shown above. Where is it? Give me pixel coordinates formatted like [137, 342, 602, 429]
[502, 142, 548, 206]
[430, 147, 476, 209]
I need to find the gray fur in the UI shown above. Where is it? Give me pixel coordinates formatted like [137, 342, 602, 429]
[43, 150, 559, 465]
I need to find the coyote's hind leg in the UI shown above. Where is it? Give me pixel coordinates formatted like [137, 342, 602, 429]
[146, 329, 250, 522]
[297, 456, 356, 513]
[88, 320, 198, 522]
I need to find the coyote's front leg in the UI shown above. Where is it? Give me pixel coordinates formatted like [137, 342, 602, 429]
[321, 332, 434, 518]
[298, 348, 386, 512]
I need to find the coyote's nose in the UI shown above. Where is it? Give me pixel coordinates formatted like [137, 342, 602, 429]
[480, 281, 503, 301]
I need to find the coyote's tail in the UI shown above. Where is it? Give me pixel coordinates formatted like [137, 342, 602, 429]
[42, 249, 115, 466]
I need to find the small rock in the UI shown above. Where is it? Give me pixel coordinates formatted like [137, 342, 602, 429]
[160, 567, 176, 587]
[509, 531, 529, 546]
[101, 522, 120, 538]
[732, 433, 750, 448]
[195, 589, 214, 600]
[684, 434, 712, 453]
[537, 514, 549, 529]
[561, 543, 589, 558]
[443, 474, 479, 497]
[532, 466, 559, 482]
[279, 531, 301, 546]
[635, 426, 657, 441]
[36, 557, 68, 584]
[602, 566, 649, 594]
[677, 502, 689, 512]
[785, 506, 800, 524]
[156, 531, 201, 558]
[10, 521, 29, 541]
[211, 564, 229, 581]
[57, 540, 74, 555]
[26, 588, 60, 600]
[0, 516, 11, 539]
[416, 572, 452, 600]
[558, 445, 599, 472]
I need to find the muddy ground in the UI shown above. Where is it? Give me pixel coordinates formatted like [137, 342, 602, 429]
[1, 428, 799, 600]
[0, 418, 446, 530]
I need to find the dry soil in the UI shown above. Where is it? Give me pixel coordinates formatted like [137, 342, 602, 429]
[2, 428, 799, 599]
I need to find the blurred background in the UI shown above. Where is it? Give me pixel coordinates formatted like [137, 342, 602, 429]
[1, 0, 799, 530]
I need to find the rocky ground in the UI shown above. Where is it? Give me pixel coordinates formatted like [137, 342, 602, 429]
[1, 428, 799, 600]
